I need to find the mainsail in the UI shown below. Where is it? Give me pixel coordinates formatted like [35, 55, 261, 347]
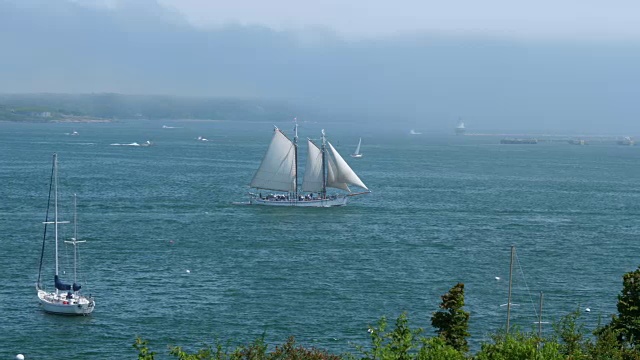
[250, 129, 296, 192]
[354, 138, 361, 155]
[326, 142, 368, 191]
[301, 140, 324, 192]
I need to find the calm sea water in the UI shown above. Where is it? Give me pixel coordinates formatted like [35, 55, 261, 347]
[1, 120, 639, 359]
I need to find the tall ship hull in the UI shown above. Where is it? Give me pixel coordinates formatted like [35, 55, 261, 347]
[243, 122, 370, 207]
[249, 194, 349, 207]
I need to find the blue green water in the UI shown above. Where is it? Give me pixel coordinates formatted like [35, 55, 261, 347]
[1, 120, 639, 359]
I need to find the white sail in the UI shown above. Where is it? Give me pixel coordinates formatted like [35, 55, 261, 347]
[326, 142, 368, 191]
[250, 129, 296, 192]
[326, 153, 350, 191]
[354, 138, 361, 155]
[302, 140, 324, 192]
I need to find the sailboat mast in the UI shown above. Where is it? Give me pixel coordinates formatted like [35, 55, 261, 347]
[73, 193, 78, 284]
[506, 245, 515, 334]
[54, 153, 59, 281]
[538, 291, 544, 338]
[321, 129, 327, 198]
[293, 119, 298, 197]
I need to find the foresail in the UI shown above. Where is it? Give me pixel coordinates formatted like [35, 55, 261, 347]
[327, 142, 368, 191]
[354, 138, 361, 155]
[302, 140, 324, 192]
[250, 129, 296, 192]
[326, 154, 350, 191]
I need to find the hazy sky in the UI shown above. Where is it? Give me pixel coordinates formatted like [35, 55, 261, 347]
[158, 0, 640, 41]
[2, 0, 640, 133]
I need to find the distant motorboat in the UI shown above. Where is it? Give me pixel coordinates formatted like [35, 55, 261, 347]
[568, 139, 587, 145]
[110, 140, 152, 147]
[350, 138, 363, 158]
[500, 138, 538, 144]
[70, 131, 79, 136]
[409, 129, 422, 135]
[617, 137, 635, 146]
[197, 136, 209, 142]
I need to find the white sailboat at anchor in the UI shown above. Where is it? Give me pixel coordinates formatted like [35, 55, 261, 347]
[36, 153, 95, 315]
[247, 123, 370, 207]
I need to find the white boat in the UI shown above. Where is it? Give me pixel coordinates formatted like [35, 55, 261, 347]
[246, 123, 370, 207]
[36, 154, 95, 316]
[350, 138, 363, 158]
[409, 129, 422, 135]
[455, 120, 466, 135]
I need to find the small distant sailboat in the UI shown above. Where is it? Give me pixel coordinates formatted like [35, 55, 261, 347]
[70, 131, 79, 136]
[36, 154, 95, 315]
[197, 136, 209, 142]
[409, 129, 422, 135]
[350, 138, 363, 158]
[455, 120, 466, 135]
[244, 122, 370, 207]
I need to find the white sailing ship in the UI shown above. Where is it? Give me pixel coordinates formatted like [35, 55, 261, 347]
[350, 138, 363, 158]
[36, 154, 95, 315]
[247, 124, 370, 207]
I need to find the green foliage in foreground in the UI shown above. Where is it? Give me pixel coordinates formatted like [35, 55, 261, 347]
[431, 282, 470, 352]
[134, 266, 640, 359]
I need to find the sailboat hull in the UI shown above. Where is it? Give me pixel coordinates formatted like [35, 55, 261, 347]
[38, 289, 95, 316]
[350, 154, 363, 158]
[249, 195, 348, 207]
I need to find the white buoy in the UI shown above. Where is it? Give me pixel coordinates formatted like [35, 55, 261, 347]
[585, 308, 591, 312]
[495, 276, 500, 280]
[186, 269, 190, 273]
[16, 354, 25, 360]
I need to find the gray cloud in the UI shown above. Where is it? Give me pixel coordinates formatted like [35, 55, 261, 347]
[1, 0, 639, 133]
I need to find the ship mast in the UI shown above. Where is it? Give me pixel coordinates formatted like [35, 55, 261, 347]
[321, 129, 327, 199]
[64, 194, 86, 287]
[506, 245, 515, 334]
[293, 119, 298, 197]
[54, 153, 60, 288]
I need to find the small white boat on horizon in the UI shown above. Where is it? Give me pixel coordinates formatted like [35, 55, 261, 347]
[350, 138, 363, 158]
[455, 120, 466, 135]
[110, 140, 153, 147]
[409, 129, 422, 135]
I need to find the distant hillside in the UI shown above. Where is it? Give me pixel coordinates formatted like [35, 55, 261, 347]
[0, 93, 310, 122]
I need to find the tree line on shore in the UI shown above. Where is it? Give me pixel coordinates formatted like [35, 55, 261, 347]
[133, 266, 640, 359]
[0, 93, 324, 122]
